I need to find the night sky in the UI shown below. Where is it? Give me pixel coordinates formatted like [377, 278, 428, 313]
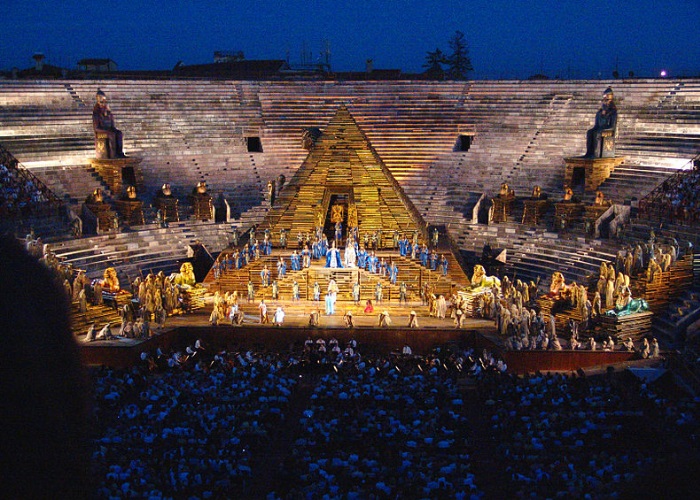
[2, 0, 698, 79]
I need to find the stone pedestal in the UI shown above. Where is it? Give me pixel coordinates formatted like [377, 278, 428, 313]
[85, 202, 114, 233]
[522, 199, 550, 225]
[599, 311, 653, 342]
[564, 156, 625, 193]
[114, 199, 145, 227]
[191, 194, 213, 221]
[89, 157, 143, 194]
[492, 197, 514, 223]
[584, 204, 610, 235]
[154, 197, 180, 223]
[554, 202, 585, 231]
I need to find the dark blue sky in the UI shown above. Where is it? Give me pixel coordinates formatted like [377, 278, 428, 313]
[2, 0, 698, 79]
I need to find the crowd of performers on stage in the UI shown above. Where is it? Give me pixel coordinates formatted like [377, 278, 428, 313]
[28, 221, 675, 358]
[212, 224, 449, 289]
[31, 233, 208, 341]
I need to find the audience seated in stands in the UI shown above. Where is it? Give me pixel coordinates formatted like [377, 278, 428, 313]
[0, 162, 54, 218]
[87, 339, 698, 498]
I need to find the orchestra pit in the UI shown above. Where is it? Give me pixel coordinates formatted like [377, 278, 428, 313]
[1, 78, 699, 497]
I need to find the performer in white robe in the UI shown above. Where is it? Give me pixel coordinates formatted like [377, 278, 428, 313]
[436, 295, 447, 319]
[273, 306, 285, 326]
[344, 241, 357, 268]
[325, 293, 335, 315]
[95, 323, 113, 340]
[84, 323, 97, 342]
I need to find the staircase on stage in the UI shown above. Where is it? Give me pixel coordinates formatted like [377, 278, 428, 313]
[203, 106, 471, 315]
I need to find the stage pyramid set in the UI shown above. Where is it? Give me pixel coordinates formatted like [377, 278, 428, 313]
[204, 106, 470, 318]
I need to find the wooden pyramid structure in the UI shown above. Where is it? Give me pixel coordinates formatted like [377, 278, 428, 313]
[258, 105, 428, 245]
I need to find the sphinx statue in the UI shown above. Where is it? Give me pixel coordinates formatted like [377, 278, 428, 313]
[470, 264, 501, 293]
[92, 89, 125, 159]
[548, 271, 568, 298]
[173, 262, 196, 288]
[585, 87, 618, 158]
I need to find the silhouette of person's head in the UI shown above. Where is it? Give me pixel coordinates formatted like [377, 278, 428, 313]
[0, 235, 91, 498]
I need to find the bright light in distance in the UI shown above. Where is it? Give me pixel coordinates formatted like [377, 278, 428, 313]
[660, 70, 668, 77]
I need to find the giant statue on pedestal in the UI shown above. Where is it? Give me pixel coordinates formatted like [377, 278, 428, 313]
[89, 89, 143, 199]
[584, 87, 618, 159]
[93, 89, 125, 159]
[564, 87, 624, 195]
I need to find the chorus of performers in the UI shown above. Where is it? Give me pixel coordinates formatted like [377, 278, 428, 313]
[214, 228, 452, 295]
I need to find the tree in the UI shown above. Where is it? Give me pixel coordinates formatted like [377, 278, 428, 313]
[446, 31, 473, 80]
[423, 48, 447, 80]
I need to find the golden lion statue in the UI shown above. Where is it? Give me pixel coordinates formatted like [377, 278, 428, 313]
[548, 271, 568, 297]
[102, 267, 120, 292]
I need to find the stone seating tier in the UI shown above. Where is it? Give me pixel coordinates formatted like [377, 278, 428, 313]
[0, 82, 688, 221]
[1, 79, 698, 275]
[51, 220, 230, 277]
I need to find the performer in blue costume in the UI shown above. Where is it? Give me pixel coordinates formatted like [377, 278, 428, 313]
[357, 247, 367, 268]
[277, 256, 287, 278]
[291, 250, 300, 271]
[335, 221, 343, 243]
[326, 241, 343, 268]
[389, 261, 399, 285]
[420, 246, 429, 267]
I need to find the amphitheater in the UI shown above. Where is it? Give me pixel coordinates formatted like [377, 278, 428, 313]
[2, 77, 700, 363]
[4, 77, 700, 498]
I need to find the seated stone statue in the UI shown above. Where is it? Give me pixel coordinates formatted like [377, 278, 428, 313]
[585, 87, 618, 158]
[101, 267, 120, 292]
[548, 271, 567, 298]
[173, 262, 196, 288]
[92, 89, 125, 159]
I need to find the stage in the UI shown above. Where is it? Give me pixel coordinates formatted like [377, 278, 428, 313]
[77, 303, 645, 374]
